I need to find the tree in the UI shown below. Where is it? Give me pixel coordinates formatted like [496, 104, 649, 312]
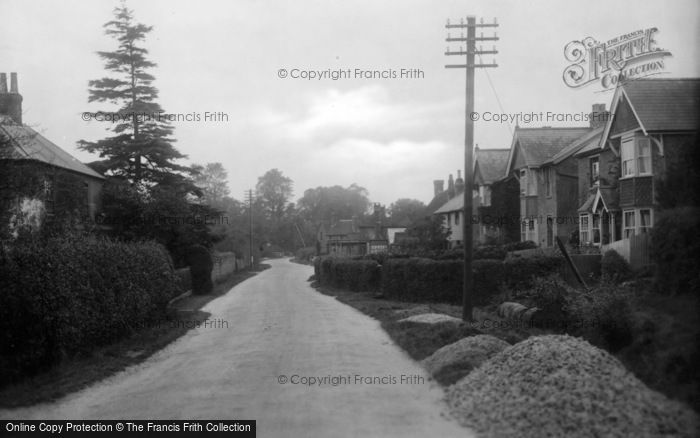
[405, 215, 450, 250]
[193, 162, 231, 204]
[388, 198, 426, 226]
[297, 184, 371, 224]
[255, 169, 293, 222]
[78, 2, 192, 187]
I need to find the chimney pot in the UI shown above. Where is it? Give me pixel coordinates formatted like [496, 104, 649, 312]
[10, 73, 18, 93]
[0, 73, 7, 93]
[433, 179, 445, 197]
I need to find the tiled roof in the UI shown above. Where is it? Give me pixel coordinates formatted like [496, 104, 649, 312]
[621, 78, 700, 132]
[326, 219, 357, 235]
[513, 127, 591, 167]
[425, 190, 451, 214]
[548, 127, 604, 163]
[433, 192, 479, 214]
[475, 148, 509, 184]
[0, 119, 104, 179]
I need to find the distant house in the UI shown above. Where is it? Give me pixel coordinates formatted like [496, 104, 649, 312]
[0, 72, 105, 239]
[473, 147, 518, 244]
[577, 78, 700, 266]
[504, 108, 607, 247]
[317, 204, 406, 256]
[431, 170, 469, 248]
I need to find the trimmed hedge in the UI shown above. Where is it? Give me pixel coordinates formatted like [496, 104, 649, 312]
[601, 249, 632, 284]
[380, 258, 506, 305]
[0, 235, 183, 385]
[314, 254, 563, 305]
[315, 256, 381, 292]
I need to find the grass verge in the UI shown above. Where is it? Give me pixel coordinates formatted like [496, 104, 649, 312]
[0, 264, 270, 408]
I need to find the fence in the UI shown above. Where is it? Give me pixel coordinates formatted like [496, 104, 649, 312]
[175, 252, 246, 294]
[601, 233, 652, 269]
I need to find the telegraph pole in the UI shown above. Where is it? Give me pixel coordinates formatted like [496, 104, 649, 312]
[445, 16, 499, 321]
[245, 189, 254, 268]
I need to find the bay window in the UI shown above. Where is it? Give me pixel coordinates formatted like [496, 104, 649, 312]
[621, 136, 653, 177]
[639, 209, 652, 234]
[592, 214, 601, 244]
[623, 210, 636, 238]
[580, 214, 590, 244]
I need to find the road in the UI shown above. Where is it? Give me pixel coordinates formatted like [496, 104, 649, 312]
[0, 258, 472, 437]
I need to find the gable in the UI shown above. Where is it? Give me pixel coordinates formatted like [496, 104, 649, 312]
[512, 142, 526, 170]
[609, 95, 642, 137]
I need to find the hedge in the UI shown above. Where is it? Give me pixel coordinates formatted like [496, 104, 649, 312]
[0, 235, 183, 385]
[314, 256, 381, 292]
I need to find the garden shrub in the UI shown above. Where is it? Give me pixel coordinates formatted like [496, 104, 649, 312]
[502, 255, 563, 290]
[294, 246, 316, 263]
[504, 240, 537, 251]
[187, 244, 214, 295]
[566, 286, 635, 352]
[601, 249, 633, 284]
[0, 234, 182, 386]
[651, 207, 700, 296]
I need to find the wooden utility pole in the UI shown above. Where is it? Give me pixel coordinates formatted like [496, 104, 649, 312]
[445, 16, 499, 321]
[245, 189, 254, 268]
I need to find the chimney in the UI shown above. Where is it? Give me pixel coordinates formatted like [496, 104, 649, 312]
[589, 103, 609, 129]
[455, 169, 465, 194]
[0, 72, 23, 124]
[448, 173, 455, 198]
[433, 179, 444, 197]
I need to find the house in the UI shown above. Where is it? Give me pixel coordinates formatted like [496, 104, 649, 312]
[0, 72, 105, 239]
[431, 170, 471, 248]
[504, 107, 608, 247]
[577, 78, 700, 266]
[473, 147, 518, 244]
[317, 204, 407, 256]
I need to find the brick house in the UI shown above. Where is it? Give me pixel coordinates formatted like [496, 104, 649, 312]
[504, 107, 608, 247]
[0, 73, 105, 239]
[576, 78, 699, 265]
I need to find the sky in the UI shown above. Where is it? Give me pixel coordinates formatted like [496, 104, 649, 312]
[1, 0, 699, 206]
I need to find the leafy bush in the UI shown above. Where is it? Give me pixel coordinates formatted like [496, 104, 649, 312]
[566, 286, 635, 352]
[504, 240, 537, 251]
[187, 244, 213, 295]
[0, 234, 182, 385]
[651, 207, 700, 295]
[314, 256, 380, 291]
[295, 246, 316, 263]
[502, 255, 563, 290]
[601, 249, 633, 284]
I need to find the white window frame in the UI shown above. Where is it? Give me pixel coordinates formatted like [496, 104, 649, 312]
[579, 214, 590, 244]
[637, 138, 652, 176]
[621, 138, 635, 177]
[592, 213, 601, 244]
[520, 169, 527, 195]
[590, 156, 600, 185]
[455, 211, 460, 226]
[623, 210, 636, 238]
[621, 135, 653, 178]
[638, 208, 653, 234]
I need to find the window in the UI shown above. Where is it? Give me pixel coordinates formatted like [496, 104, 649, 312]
[590, 156, 600, 185]
[447, 213, 451, 227]
[637, 138, 651, 175]
[622, 138, 635, 176]
[639, 209, 652, 234]
[544, 167, 552, 197]
[622, 136, 653, 177]
[455, 211, 460, 226]
[482, 186, 491, 206]
[520, 169, 527, 195]
[592, 214, 601, 244]
[580, 214, 590, 244]
[521, 221, 527, 242]
[623, 210, 635, 238]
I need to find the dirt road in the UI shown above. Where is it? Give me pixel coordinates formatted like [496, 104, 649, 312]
[0, 259, 472, 437]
